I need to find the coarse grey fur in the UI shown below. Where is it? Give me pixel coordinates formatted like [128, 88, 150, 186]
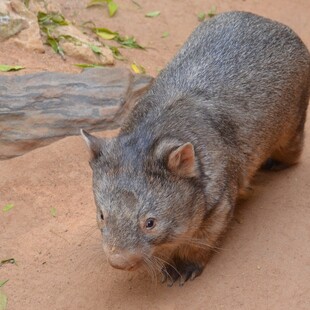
[82, 11, 310, 286]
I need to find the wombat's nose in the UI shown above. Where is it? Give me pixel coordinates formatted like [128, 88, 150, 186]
[108, 253, 142, 271]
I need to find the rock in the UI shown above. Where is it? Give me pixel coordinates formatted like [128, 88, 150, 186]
[27, 0, 62, 15]
[0, 68, 153, 160]
[0, 14, 28, 41]
[56, 25, 114, 65]
[61, 41, 114, 65]
[28, 0, 114, 64]
[1, 0, 113, 62]
[0, 0, 45, 52]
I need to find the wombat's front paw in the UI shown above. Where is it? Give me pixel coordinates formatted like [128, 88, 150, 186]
[161, 260, 204, 287]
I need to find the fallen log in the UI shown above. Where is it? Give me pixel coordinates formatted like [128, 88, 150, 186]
[0, 68, 153, 160]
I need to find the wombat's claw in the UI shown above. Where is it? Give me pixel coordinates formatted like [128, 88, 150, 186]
[161, 266, 180, 287]
[178, 264, 203, 286]
[162, 262, 203, 287]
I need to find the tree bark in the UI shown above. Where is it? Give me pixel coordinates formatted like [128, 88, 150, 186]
[0, 68, 153, 159]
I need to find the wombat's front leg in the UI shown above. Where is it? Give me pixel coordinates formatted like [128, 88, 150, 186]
[162, 196, 234, 286]
[161, 247, 207, 286]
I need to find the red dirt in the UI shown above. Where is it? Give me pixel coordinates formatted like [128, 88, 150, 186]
[1, 1, 310, 309]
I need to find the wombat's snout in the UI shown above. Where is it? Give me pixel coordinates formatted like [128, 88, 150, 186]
[108, 252, 143, 271]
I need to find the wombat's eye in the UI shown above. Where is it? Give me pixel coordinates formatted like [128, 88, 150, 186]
[145, 218, 156, 229]
[100, 210, 104, 221]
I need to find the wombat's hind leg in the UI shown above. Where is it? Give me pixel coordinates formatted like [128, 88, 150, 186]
[262, 130, 305, 171]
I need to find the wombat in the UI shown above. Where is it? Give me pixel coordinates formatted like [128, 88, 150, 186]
[81, 11, 310, 286]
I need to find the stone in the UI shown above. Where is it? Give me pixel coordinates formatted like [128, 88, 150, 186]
[26, 0, 62, 15]
[0, 0, 45, 52]
[61, 41, 114, 65]
[1, 0, 113, 61]
[0, 68, 153, 160]
[0, 14, 28, 41]
[27, 1, 113, 64]
[56, 25, 114, 65]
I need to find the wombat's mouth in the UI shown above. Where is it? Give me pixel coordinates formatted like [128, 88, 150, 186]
[111, 260, 142, 272]
[127, 262, 142, 271]
[108, 253, 143, 271]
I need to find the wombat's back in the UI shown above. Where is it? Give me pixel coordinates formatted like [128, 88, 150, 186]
[143, 11, 310, 159]
[152, 11, 310, 103]
[121, 11, 310, 189]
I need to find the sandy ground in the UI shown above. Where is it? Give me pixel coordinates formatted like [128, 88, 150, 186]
[1, 1, 310, 309]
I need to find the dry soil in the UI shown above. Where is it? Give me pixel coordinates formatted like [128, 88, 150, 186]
[0, 1, 310, 309]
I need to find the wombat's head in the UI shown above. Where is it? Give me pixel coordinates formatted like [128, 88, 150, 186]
[81, 129, 205, 271]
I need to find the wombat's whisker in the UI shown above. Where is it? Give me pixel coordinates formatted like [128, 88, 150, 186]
[143, 255, 158, 283]
[171, 236, 222, 253]
[153, 255, 182, 279]
[78, 226, 100, 245]
[150, 256, 165, 274]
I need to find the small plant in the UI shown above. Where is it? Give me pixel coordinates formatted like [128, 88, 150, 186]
[197, 6, 217, 22]
[37, 11, 68, 57]
[131, 62, 146, 74]
[2, 204, 14, 211]
[145, 11, 160, 18]
[207, 5, 217, 18]
[93, 27, 144, 49]
[0, 65, 24, 72]
[87, 0, 118, 17]
[161, 31, 170, 38]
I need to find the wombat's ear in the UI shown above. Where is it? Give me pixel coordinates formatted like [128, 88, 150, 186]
[167, 142, 198, 178]
[80, 129, 103, 160]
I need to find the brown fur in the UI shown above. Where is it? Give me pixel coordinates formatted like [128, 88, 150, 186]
[81, 12, 310, 286]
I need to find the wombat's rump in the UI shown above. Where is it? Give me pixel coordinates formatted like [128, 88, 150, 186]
[82, 11, 310, 286]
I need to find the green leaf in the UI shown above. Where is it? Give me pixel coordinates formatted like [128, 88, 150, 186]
[58, 34, 80, 43]
[47, 37, 58, 52]
[24, 0, 30, 8]
[37, 12, 68, 27]
[87, 0, 118, 17]
[2, 204, 14, 212]
[37, 12, 68, 58]
[145, 11, 160, 18]
[93, 28, 144, 49]
[108, 46, 125, 60]
[131, 63, 146, 74]
[0, 65, 24, 72]
[0, 280, 8, 288]
[47, 37, 60, 53]
[0, 259, 16, 267]
[87, 0, 107, 8]
[197, 12, 206, 22]
[89, 44, 101, 54]
[37, 11, 48, 24]
[50, 207, 57, 217]
[94, 27, 118, 40]
[108, 1, 118, 17]
[161, 31, 169, 38]
[0, 291, 7, 310]
[45, 35, 65, 57]
[117, 35, 144, 49]
[74, 63, 105, 68]
[207, 6, 217, 18]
